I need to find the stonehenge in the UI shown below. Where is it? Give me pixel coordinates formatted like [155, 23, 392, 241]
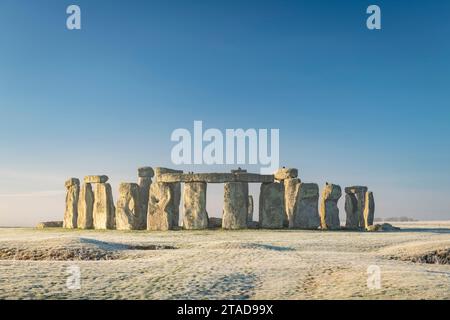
[116, 183, 145, 230]
[364, 191, 375, 228]
[222, 182, 249, 229]
[63, 167, 375, 232]
[138, 167, 153, 228]
[77, 183, 94, 229]
[320, 183, 342, 230]
[183, 182, 208, 229]
[344, 186, 375, 230]
[147, 182, 176, 231]
[93, 181, 115, 229]
[63, 178, 80, 229]
[259, 182, 285, 229]
[247, 195, 254, 223]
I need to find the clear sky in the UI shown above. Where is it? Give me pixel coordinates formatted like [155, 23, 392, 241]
[0, 0, 449, 226]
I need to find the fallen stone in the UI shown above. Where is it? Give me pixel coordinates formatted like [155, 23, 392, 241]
[222, 182, 248, 229]
[36, 221, 63, 229]
[247, 221, 260, 229]
[363, 191, 375, 228]
[274, 168, 298, 181]
[84, 175, 109, 184]
[63, 179, 80, 229]
[116, 183, 145, 230]
[320, 183, 342, 230]
[77, 183, 94, 229]
[138, 166, 154, 178]
[183, 182, 208, 229]
[345, 193, 359, 229]
[147, 182, 175, 231]
[344, 186, 368, 194]
[208, 217, 222, 229]
[259, 182, 285, 229]
[93, 183, 115, 229]
[366, 223, 400, 232]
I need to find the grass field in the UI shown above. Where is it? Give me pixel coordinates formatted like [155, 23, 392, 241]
[0, 221, 449, 299]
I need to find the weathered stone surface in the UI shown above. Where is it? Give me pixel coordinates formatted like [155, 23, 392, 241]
[138, 176, 152, 227]
[77, 183, 94, 229]
[259, 182, 285, 229]
[63, 179, 80, 229]
[274, 168, 298, 181]
[345, 186, 368, 194]
[147, 182, 175, 231]
[284, 178, 300, 228]
[247, 195, 254, 223]
[363, 191, 375, 229]
[154, 167, 183, 181]
[116, 183, 145, 230]
[366, 223, 399, 232]
[222, 182, 248, 229]
[37, 221, 63, 229]
[84, 175, 109, 184]
[138, 166, 154, 178]
[356, 191, 366, 228]
[231, 168, 247, 174]
[284, 179, 320, 229]
[65, 178, 80, 188]
[345, 193, 359, 229]
[183, 182, 208, 230]
[208, 217, 222, 229]
[172, 182, 181, 227]
[158, 172, 274, 183]
[320, 183, 342, 230]
[93, 183, 115, 229]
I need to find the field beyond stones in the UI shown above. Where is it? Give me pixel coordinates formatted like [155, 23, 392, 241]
[0, 221, 450, 299]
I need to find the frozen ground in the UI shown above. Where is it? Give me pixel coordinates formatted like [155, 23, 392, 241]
[0, 221, 450, 299]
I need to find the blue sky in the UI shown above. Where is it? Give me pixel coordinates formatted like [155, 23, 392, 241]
[0, 0, 449, 226]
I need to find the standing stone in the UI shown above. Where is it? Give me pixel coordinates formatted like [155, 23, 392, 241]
[137, 167, 153, 229]
[284, 179, 320, 229]
[345, 193, 359, 229]
[63, 178, 80, 229]
[147, 182, 175, 231]
[259, 182, 285, 229]
[363, 191, 375, 229]
[93, 183, 115, 229]
[247, 195, 254, 223]
[77, 183, 94, 229]
[154, 168, 182, 228]
[284, 178, 300, 228]
[222, 182, 248, 229]
[116, 183, 144, 230]
[183, 182, 208, 230]
[172, 182, 181, 227]
[356, 191, 366, 228]
[138, 176, 152, 225]
[320, 183, 342, 230]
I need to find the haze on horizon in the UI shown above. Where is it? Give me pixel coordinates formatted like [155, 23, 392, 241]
[1, 0, 449, 226]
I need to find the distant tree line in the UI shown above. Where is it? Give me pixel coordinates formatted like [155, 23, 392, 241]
[374, 217, 418, 222]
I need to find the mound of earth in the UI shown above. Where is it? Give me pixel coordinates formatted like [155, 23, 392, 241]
[0, 237, 176, 261]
